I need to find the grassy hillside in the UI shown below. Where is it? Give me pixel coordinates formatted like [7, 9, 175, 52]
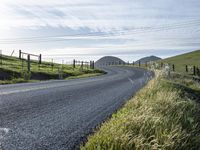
[161, 50, 200, 74]
[0, 55, 103, 84]
[81, 72, 200, 150]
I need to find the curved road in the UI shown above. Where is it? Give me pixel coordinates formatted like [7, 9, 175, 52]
[0, 66, 153, 150]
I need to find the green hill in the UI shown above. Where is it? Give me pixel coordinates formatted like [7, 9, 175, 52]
[136, 55, 161, 64]
[0, 55, 102, 84]
[161, 50, 200, 74]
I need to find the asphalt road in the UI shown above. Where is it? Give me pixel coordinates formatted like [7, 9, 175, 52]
[0, 66, 153, 150]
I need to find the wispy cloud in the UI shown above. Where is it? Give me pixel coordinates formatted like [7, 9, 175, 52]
[0, 0, 200, 61]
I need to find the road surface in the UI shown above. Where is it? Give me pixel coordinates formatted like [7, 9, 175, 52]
[0, 66, 153, 150]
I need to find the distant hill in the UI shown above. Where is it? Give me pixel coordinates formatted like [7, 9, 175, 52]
[95, 56, 125, 67]
[135, 56, 161, 64]
[161, 50, 200, 73]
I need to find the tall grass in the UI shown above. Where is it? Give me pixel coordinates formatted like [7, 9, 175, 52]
[82, 72, 200, 150]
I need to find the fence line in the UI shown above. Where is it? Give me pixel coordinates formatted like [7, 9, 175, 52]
[0, 50, 96, 80]
[1, 50, 199, 78]
[154, 62, 200, 76]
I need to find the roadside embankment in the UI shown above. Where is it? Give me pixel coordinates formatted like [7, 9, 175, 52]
[82, 71, 200, 150]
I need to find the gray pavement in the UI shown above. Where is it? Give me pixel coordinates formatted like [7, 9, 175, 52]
[0, 66, 153, 150]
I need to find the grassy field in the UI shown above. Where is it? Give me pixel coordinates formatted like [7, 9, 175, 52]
[160, 50, 200, 74]
[81, 71, 200, 150]
[0, 55, 103, 84]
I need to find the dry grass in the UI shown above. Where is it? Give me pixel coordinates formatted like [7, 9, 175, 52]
[81, 72, 200, 150]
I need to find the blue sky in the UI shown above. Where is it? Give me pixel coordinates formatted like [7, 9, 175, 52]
[0, 0, 200, 62]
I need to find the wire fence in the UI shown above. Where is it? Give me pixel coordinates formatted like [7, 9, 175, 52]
[1, 50, 199, 80]
[130, 61, 200, 77]
[0, 50, 95, 80]
[106, 60, 200, 77]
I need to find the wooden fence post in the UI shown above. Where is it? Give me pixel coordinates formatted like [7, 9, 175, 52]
[172, 64, 175, 71]
[19, 50, 21, 59]
[38, 58, 40, 71]
[73, 59, 76, 69]
[197, 67, 200, 76]
[21, 54, 24, 71]
[90, 61, 94, 69]
[27, 54, 30, 72]
[185, 65, 188, 73]
[193, 66, 196, 75]
[39, 54, 42, 64]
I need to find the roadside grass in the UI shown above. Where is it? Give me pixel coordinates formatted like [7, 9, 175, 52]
[0, 73, 104, 85]
[81, 71, 200, 150]
[66, 73, 104, 80]
[0, 55, 104, 84]
[0, 78, 39, 85]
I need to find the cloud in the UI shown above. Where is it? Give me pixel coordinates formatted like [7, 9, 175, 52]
[1, 0, 199, 31]
[0, 0, 200, 61]
[1, 0, 200, 34]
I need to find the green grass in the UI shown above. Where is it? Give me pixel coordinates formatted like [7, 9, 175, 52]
[160, 50, 200, 74]
[0, 73, 103, 85]
[81, 71, 200, 150]
[66, 73, 103, 80]
[0, 78, 39, 85]
[0, 55, 104, 84]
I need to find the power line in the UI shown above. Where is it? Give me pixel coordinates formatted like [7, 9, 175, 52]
[0, 20, 200, 44]
[1, 20, 200, 42]
[1, 19, 199, 41]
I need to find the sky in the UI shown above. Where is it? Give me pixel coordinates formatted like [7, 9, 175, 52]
[0, 0, 200, 63]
